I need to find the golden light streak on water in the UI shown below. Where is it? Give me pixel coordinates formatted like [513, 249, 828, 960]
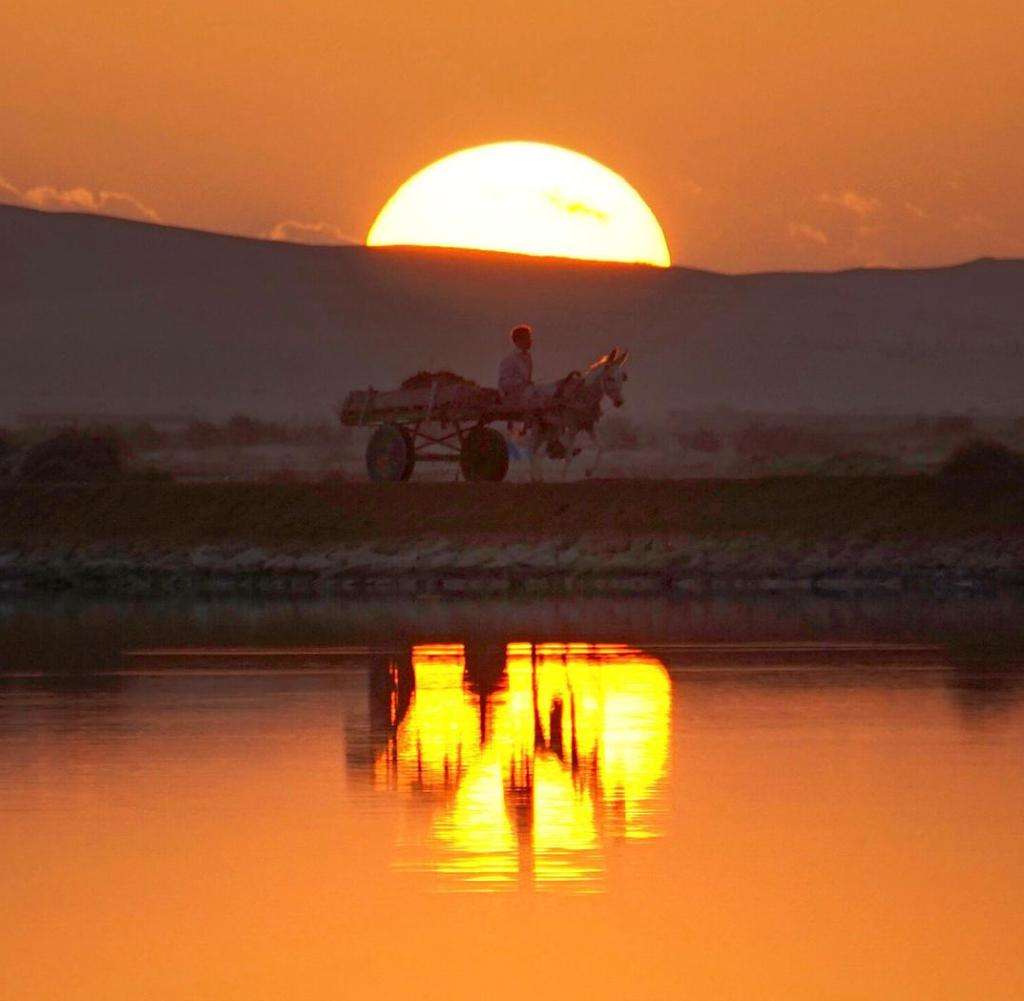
[373, 641, 671, 888]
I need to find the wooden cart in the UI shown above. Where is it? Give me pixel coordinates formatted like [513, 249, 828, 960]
[338, 380, 555, 482]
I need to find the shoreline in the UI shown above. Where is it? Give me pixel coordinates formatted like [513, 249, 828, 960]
[3, 533, 1023, 595]
[4, 479, 1024, 595]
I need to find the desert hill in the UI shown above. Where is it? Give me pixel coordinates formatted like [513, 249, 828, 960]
[2, 204, 1022, 420]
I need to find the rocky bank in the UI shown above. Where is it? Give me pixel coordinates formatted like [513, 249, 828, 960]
[4, 532, 1024, 595]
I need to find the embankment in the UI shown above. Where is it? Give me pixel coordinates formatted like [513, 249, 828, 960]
[2, 479, 1023, 594]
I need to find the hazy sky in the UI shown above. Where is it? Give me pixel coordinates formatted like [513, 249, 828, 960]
[3, 0, 1022, 272]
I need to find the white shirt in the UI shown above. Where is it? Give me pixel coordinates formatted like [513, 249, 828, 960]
[498, 348, 533, 399]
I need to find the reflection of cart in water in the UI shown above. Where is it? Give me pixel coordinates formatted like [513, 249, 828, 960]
[365, 642, 671, 886]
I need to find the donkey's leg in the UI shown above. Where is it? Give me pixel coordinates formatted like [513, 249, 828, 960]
[561, 431, 580, 480]
[528, 427, 544, 482]
[530, 448, 544, 482]
[585, 430, 604, 478]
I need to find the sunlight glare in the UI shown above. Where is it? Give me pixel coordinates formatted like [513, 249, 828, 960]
[374, 641, 671, 888]
[366, 142, 671, 267]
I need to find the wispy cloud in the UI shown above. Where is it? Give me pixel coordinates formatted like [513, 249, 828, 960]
[787, 189, 907, 267]
[955, 212, 996, 235]
[545, 190, 609, 223]
[787, 221, 829, 245]
[0, 175, 21, 203]
[0, 175, 159, 222]
[266, 219, 355, 245]
[794, 189, 1021, 268]
[22, 185, 159, 221]
[954, 212, 1024, 254]
[817, 189, 881, 217]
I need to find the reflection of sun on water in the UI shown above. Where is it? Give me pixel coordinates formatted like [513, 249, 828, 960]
[373, 642, 671, 889]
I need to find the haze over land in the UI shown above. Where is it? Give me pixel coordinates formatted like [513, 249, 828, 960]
[2, 205, 1023, 423]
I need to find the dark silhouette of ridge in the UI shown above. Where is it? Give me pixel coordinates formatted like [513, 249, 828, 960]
[3, 204, 1023, 419]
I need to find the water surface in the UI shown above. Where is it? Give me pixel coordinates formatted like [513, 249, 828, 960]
[2, 597, 1022, 999]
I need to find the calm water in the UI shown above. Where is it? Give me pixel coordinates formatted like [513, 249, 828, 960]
[1, 597, 1023, 1000]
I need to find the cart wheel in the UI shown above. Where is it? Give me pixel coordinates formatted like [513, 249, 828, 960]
[460, 427, 509, 482]
[366, 423, 415, 482]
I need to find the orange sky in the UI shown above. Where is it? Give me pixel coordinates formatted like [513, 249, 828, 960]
[2, 0, 1022, 272]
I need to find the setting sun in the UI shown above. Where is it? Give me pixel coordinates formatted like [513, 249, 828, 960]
[366, 141, 671, 267]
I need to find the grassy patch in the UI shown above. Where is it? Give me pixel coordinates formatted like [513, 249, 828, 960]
[3, 477, 1024, 548]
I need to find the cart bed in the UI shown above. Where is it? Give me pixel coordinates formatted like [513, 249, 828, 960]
[338, 384, 553, 426]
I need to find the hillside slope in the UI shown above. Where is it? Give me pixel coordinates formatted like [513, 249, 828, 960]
[2, 205, 1022, 419]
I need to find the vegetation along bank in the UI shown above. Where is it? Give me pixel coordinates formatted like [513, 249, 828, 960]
[3, 476, 1024, 594]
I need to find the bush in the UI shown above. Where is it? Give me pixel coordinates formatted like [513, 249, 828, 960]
[123, 421, 165, 452]
[225, 414, 266, 447]
[937, 439, 1024, 481]
[0, 435, 16, 479]
[929, 415, 975, 438]
[124, 465, 174, 482]
[182, 421, 224, 449]
[731, 422, 836, 459]
[597, 415, 641, 450]
[263, 468, 301, 484]
[813, 451, 906, 476]
[18, 431, 123, 482]
[293, 422, 346, 445]
[679, 427, 723, 453]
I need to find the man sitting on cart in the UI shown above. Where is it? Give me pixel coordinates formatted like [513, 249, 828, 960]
[498, 323, 584, 466]
[498, 324, 543, 406]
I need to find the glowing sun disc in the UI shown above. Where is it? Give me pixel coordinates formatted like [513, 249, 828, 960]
[366, 141, 671, 267]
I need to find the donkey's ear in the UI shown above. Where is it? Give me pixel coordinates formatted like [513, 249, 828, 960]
[607, 347, 620, 364]
[616, 349, 629, 366]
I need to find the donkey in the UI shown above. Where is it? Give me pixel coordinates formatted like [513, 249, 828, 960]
[522, 347, 630, 481]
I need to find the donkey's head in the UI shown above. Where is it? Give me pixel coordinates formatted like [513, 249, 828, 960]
[589, 347, 630, 407]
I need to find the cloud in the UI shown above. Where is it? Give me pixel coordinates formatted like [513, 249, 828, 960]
[266, 219, 355, 245]
[855, 223, 884, 239]
[21, 185, 159, 222]
[817, 189, 881, 217]
[788, 192, 944, 267]
[791, 186, 1018, 269]
[545, 190, 609, 223]
[787, 221, 829, 245]
[0, 175, 159, 222]
[0, 175, 21, 204]
[955, 212, 995, 235]
[954, 213, 1024, 254]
